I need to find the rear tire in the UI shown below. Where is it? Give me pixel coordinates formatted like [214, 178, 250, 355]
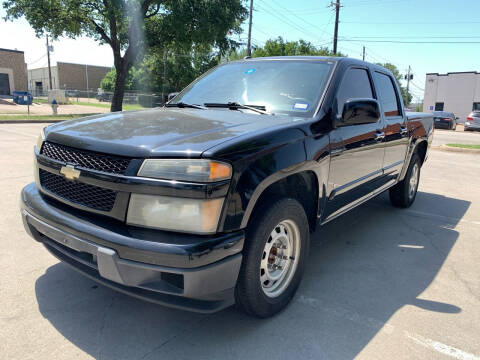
[389, 153, 421, 208]
[235, 198, 310, 318]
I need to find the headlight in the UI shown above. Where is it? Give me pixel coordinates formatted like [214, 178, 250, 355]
[126, 194, 224, 234]
[138, 159, 232, 182]
[36, 128, 45, 151]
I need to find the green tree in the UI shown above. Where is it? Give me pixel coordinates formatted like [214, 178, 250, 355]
[3, 0, 247, 111]
[226, 37, 343, 62]
[376, 63, 412, 106]
[252, 37, 340, 57]
[101, 44, 220, 95]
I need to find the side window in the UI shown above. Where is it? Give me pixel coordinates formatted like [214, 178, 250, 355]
[336, 68, 374, 114]
[374, 72, 401, 117]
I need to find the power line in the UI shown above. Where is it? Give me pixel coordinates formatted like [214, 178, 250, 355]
[340, 20, 480, 24]
[255, 2, 323, 40]
[263, 0, 332, 37]
[341, 39, 480, 44]
[341, 35, 480, 39]
[342, 0, 411, 7]
[27, 53, 47, 66]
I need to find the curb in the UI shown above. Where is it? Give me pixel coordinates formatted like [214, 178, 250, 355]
[0, 119, 66, 124]
[432, 145, 480, 154]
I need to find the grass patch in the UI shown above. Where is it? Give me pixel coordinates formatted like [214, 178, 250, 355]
[33, 98, 49, 104]
[446, 143, 480, 150]
[73, 101, 144, 111]
[0, 114, 99, 121]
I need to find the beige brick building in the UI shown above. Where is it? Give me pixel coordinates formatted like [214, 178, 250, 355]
[0, 48, 28, 95]
[28, 62, 112, 94]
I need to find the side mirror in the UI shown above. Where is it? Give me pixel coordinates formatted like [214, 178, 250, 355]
[168, 92, 179, 102]
[338, 99, 381, 126]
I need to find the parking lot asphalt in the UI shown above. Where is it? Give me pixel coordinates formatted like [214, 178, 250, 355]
[432, 128, 480, 146]
[1, 123, 479, 360]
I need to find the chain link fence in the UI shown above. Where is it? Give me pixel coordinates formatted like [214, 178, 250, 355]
[29, 88, 166, 108]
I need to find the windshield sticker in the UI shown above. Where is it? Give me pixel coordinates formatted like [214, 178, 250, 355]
[293, 102, 309, 111]
[244, 68, 256, 75]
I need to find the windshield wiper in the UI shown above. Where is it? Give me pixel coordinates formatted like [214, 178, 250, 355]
[165, 102, 207, 110]
[204, 102, 272, 115]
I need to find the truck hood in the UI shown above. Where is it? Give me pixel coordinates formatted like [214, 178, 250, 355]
[45, 108, 300, 158]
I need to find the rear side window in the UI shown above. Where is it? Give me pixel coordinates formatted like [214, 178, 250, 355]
[374, 72, 401, 117]
[336, 68, 374, 114]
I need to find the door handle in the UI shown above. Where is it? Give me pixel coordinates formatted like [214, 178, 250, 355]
[374, 131, 385, 141]
[400, 126, 408, 135]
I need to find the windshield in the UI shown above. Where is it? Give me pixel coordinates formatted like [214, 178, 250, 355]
[171, 60, 334, 117]
[433, 111, 452, 117]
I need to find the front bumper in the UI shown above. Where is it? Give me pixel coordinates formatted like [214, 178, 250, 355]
[21, 183, 244, 313]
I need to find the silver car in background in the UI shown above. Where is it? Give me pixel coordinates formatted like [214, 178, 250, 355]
[465, 111, 480, 131]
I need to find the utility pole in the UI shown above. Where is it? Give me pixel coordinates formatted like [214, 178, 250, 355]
[162, 50, 168, 104]
[405, 65, 412, 106]
[46, 35, 53, 91]
[362, 46, 365, 61]
[85, 64, 89, 102]
[247, 0, 253, 57]
[332, 0, 340, 54]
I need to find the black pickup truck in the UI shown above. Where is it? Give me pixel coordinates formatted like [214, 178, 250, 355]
[21, 57, 433, 317]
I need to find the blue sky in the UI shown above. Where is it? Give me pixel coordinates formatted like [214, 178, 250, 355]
[1, 0, 480, 101]
[239, 0, 480, 102]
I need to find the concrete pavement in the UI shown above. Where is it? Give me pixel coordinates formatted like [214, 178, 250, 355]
[432, 128, 480, 146]
[1, 124, 479, 360]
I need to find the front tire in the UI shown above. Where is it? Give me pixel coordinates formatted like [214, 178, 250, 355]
[235, 198, 310, 318]
[389, 153, 421, 208]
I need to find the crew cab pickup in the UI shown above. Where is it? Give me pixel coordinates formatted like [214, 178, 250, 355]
[20, 57, 433, 317]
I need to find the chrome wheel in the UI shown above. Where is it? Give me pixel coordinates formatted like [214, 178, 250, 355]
[408, 162, 419, 199]
[260, 220, 301, 298]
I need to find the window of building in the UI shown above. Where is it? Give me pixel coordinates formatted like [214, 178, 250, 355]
[435, 102, 444, 111]
[473, 103, 480, 111]
[374, 72, 401, 117]
[336, 68, 374, 114]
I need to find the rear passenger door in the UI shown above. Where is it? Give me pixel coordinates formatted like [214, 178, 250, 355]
[324, 67, 386, 220]
[373, 71, 408, 178]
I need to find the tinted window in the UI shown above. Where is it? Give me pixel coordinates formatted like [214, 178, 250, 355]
[374, 72, 401, 117]
[173, 61, 334, 117]
[433, 111, 452, 117]
[336, 68, 373, 114]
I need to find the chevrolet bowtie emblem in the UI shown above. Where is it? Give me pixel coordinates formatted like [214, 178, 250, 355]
[60, 164, 81, 181]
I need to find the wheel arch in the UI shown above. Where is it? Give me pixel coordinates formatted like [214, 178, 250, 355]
[241, 169, 321, 233]
[398, 138, 429, 181]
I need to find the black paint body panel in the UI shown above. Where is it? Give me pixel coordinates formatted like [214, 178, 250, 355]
[20, 56, 433, 311]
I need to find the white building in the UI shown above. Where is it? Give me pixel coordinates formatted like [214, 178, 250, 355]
[423, 71, 480, 122]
